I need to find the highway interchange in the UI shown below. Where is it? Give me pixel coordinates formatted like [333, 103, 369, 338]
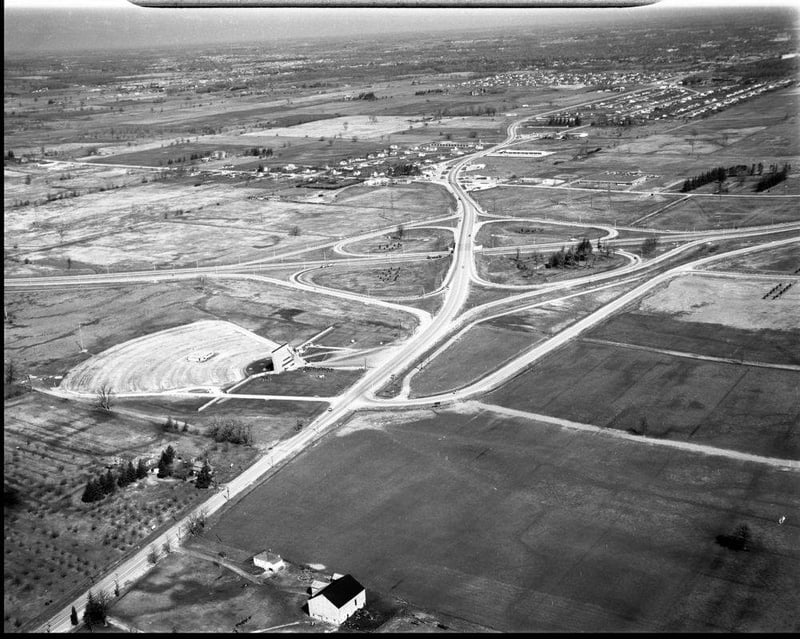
[12, 109, 799, 633]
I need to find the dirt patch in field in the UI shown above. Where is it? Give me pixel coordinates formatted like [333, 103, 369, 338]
[638, 274, 799, 331]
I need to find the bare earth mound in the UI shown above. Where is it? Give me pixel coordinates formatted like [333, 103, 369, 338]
[60, 320, 279, 393]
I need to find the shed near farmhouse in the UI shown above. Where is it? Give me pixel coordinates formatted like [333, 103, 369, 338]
[253, 551, 285, 573]
[307, 574, 366, 625]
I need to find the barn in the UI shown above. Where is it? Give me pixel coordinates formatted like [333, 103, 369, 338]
[307, 574, 366, 625]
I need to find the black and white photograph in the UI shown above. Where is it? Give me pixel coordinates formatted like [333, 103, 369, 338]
[4, 0, 799, 633]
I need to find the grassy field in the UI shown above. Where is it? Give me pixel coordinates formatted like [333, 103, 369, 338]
[475, 220, 606, 248]
[409, 283, 626, 397]
[115, 396, 328, 451]
[707, 242, 800, 274]
[5, 180, 455, 276]
[108, 544, 318, 633]
[340, 227, 453, 255]
[587, 313, 800, 366]
[4, 278, 417, 380]
[486, 340, 799, 459]
[476, 251, 627, 286]
[409, 323, 542, 398]
[309, 256, 452, 298]
[207, 406, 800, 632]
[644, 195, 800, 231]
[232, 367, 365, 398]
[3, 392, 260, 633]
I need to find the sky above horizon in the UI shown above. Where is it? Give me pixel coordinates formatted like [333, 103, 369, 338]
[4, 0, 798, 54]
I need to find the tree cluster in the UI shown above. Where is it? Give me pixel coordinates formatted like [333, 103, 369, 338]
[387, 162, 421, 177]
[246, 146, 273, 158]
[83, 590, 110, 629]
[81, 459, 149, 503]
[188, 150, 212, 161]
[157, 445, 177, 478]
[547, 238, 593, 269]
[207, 418, 253, 446]
[754, 163, 790, 192]
[163, 416, 189, 433]
[680, 166, 728, 192]
[546, 115, 581, 127]
[357, 91, 377, 101]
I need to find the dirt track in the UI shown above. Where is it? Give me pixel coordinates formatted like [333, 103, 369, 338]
[60, 320, 278, 393]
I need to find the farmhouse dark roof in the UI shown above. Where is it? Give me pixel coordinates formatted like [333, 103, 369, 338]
[315, 574, 364, 608]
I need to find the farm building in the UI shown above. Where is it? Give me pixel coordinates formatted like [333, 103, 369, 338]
[253, 550, 285, 573]
[270, 343, 305, 373]
[307, 574, 366, 625]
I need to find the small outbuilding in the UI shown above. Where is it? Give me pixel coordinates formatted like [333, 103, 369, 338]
[307, 574, 366, 625]
[253, 551, 286, 573]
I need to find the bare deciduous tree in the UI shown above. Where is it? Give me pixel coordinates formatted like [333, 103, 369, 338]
[96, 384, 114, 411]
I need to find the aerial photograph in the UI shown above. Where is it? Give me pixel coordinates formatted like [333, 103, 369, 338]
[3, 0, 799, 633]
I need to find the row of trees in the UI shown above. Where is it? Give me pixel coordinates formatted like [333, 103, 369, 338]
[754, 163, 791, 192]
[680, 166, 728, 192]
[680, 162, 788, 192]
[546, 115, 582, 127]
[246, 146, 274, 158]
[81, 459, 149, 503]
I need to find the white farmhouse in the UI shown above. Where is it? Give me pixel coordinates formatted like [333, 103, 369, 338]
[253, 550, 285, 573]
[307, 574, 366, 625]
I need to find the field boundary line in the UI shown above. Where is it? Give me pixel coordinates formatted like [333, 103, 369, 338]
[473, 401, 800, 470]
[580, 337, 800, 371]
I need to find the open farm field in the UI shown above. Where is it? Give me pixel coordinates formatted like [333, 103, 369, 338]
[60, 320, 279, 394]
[707, 242, 800, 274]
[208, 406, 800, 632]
[5, 180, 453, 276]
[232, 367, 364, 398]
[587, 312, 800, 367]
[243, 114, 414, 140]
[340, 226, 453, 255]
[474, 186, 671, 227]
[332, 181, 455, 213]
[476, 251, 627, 286]
[410, 283, 627, 397]
[4, 393, 259, 632]
[4, 162, 156, 209]
[116, 397, 327, 451]
[644, 195, 800, 231]
[690, 89, 800, 158]
[408, 323, 541, 398]
[636, 273, 800, 332]
[476, 219, 606, 248]
[4, 278, 416, 379]
[308, 256, 452, 298]
[486, 340, 799, 459]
